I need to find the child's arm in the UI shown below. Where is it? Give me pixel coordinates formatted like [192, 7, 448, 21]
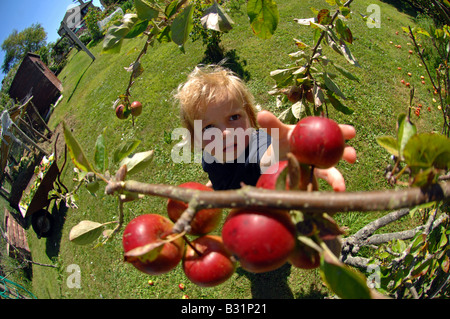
[257, 111, 356, 192]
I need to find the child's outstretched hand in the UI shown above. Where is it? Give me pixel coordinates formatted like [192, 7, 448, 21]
[257, 110, 356, 192]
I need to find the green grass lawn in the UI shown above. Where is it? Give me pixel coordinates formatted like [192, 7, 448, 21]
[13, 0, 443, 299]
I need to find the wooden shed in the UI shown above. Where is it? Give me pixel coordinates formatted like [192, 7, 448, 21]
[8, 53, 63, 121]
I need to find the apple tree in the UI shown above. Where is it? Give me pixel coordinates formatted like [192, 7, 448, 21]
[62, 0, 450, 298]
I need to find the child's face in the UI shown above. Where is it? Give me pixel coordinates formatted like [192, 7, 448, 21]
[198, 97, 251, 162]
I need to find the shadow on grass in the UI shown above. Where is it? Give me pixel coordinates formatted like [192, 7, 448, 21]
[67, 60, 95, 103]
[379, 0, 419, 17]
[237, 263, 294, 299]
[237, 263, 329, 299]
[199, 44, 251, 82]
[45, 200, 69, 259]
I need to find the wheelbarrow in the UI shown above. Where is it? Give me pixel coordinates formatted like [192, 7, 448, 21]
[19, 134, 68, 238]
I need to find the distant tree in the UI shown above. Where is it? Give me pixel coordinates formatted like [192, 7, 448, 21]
[1, 23, 47, 74]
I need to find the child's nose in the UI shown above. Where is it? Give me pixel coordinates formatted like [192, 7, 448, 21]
[222, 127, 233, 139]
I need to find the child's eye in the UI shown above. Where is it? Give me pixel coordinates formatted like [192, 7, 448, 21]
[203, 124, 214, 132]
[229, 114, 241, 121]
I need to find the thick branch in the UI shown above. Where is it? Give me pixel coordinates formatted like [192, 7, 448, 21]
[106, 180, 450, 214]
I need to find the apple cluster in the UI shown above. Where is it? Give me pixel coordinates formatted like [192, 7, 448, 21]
[116, 101, 143, 120]
[122, 182, 236, 287]
[122, 116, 345, 287]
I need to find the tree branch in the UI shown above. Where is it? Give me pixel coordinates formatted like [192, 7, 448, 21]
[106, 180, 450, 214]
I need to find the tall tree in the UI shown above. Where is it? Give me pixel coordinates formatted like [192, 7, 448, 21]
[1, 23, 47, 74]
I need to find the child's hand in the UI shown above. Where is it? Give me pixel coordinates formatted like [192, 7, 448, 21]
[257, 110, 356, 192]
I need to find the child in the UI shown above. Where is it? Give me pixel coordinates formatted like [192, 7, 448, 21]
[175, 65, 356, 191]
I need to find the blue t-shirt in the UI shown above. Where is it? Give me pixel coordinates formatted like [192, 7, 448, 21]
[202, 129, 272, 190]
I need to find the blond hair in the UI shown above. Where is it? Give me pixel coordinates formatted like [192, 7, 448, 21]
[175, 65, 258, 141]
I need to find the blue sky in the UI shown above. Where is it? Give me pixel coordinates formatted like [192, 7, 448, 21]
[0, 0, 102, 80]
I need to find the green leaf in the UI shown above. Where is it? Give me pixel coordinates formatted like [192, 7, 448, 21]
[94, 132, 108, 172]
[157, 25, 171, 43]
[102, 14, 139, 53]
[269, 67, 296, 86]
[403, 133, 450, 170]
[331, 63, 360, 82]
[335, 18, 353, 43]
[63, 121, 94, 173]
[247, 0, 279, 39]
[170, 4, 194, 47]
[113, 140, 141, 163]
[134, 0, 159, 21]
[326, 91, 354, 115]
[291, 100, 306, 119]
[376, 136, 399, 157]
[327, 29, 360, 66]
[119, 150, 154, 176]
[69, 220, 104, 245]
[324, 73, 346, 99]
[125, 19, 149, 38]
[320, 251, 372, 299]
[397, 114, 417, 159]
[165, 0, 181, 18]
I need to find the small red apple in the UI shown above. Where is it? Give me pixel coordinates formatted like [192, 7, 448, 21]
[116, 104, 129, 119]
[182, 235, 236, 287]
[122, 214, 185, 275]
[222, 209, 296, 273]
[130, 101, 143, 116]
[167, 182, 222, 236]
[289, 116, 345, 169]
[287, 85, 302, 103]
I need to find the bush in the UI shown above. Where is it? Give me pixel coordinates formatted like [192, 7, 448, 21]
[79, 32, 93, 46]
[84, 7, 104, 41]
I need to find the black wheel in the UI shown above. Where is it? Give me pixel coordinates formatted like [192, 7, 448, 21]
[31, 209, 54, 238]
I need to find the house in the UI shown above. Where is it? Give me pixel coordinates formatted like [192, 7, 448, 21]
[8, 53, 63, 121]
[57, 0, 98, 37]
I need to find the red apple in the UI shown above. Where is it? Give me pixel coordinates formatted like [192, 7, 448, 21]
[182, 235, 236, 287]
[115, 104, 129, 119]
[221, 209, 296, 273]
[130, 101, 143, 116]
[256, 161, 289, 190]
[289, 116, 345, 169]
[288, 241, 320, 269]
[122, 214, 185, 275]
[167, 182, 222, 236]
